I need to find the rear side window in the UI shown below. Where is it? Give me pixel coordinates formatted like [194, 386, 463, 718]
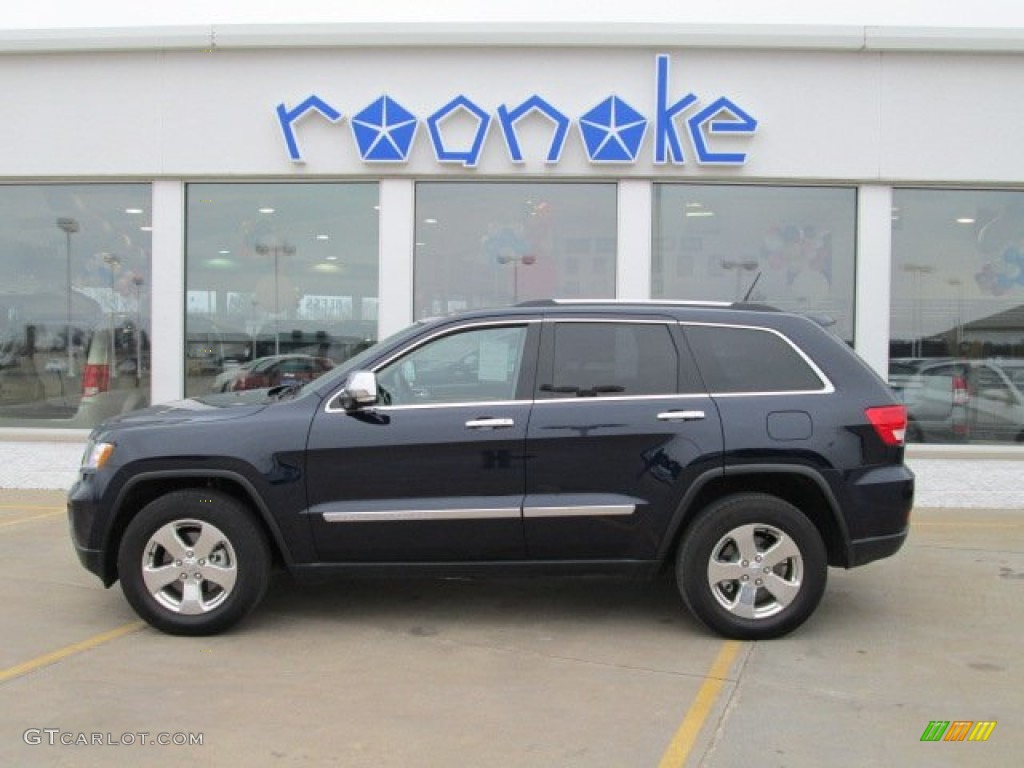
[542, 322, 679, 398]
[684, 324, 826, 394]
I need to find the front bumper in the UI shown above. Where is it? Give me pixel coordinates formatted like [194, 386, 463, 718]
[67, 475, 115, 586]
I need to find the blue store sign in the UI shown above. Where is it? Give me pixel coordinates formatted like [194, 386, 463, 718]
[276, 54, 757, 167]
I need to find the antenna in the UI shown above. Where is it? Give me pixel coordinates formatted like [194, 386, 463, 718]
[742, 271, 762, 302]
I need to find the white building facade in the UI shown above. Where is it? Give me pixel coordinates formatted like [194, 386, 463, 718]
[2, 23, 1024, 459]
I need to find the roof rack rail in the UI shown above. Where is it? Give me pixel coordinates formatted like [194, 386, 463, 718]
[516, 298, 780, 311]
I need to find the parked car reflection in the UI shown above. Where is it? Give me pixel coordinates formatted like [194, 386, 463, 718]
[889, 357, 1024, 443]
[214, 354, 335, 392]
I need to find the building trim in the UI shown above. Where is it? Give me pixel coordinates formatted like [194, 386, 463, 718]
[2, 23, 1023, 55]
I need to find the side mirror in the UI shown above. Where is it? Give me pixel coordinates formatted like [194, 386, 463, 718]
[339, 370, 378, 411]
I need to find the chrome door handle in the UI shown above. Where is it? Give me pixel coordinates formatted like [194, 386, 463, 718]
[466, 418, 515, 429]
[657, 410, 706, 422]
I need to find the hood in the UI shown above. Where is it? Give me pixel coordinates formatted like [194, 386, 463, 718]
[98, 390, 272, 431]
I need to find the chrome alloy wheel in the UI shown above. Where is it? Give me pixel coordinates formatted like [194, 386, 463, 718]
[706, 523, 804, 620]
[141, 519, 238, 614]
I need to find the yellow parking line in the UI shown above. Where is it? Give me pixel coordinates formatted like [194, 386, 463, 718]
[0, 621, 146, 685]
[0, 510, 64, 529]
[658, 639, 743, 768]
[0, 504, 65, 511]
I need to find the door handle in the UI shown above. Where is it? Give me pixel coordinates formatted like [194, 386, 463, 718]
[465, 418, 515, 429]
[657, 410, 706, 422]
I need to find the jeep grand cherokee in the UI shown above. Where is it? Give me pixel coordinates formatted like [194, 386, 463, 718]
[68, 300, 914, 639]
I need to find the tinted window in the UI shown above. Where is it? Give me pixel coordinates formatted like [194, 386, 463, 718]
[376, 325, 528, 406]
[685, 325, 825, 393]
[542, 322, 678, 398]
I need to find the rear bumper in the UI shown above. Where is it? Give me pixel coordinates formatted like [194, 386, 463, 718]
[839, 463, 914, 566]
[848, 527, 909, 567]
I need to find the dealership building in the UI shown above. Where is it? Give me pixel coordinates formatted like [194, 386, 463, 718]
[2, 22, 1024, 482]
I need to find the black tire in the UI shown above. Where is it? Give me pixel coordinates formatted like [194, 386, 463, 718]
[117, 489, 271, 636]
[676, 493, 827, 640]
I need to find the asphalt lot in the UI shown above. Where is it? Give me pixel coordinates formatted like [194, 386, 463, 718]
[1, 489, 1021, 767]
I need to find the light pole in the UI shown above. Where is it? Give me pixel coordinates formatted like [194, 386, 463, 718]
[947, 278, 964, 351]
[132, 275, 145, 387]
[57, 217, 79, 377]
[498, 253, 536, 303]
[103, 253, 121, 375]
[903, 263, 935, 357]
[255, 242, 296, 356]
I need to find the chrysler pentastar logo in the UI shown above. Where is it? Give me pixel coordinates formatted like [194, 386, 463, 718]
[275, 54, 757, 167]
[351, 96, 419, 162]
[579, 96, 648, 163]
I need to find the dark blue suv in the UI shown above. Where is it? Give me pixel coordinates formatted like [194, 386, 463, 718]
[69, 301, 913, 639]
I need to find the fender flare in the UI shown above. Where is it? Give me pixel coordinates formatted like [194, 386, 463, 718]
[106, 468, 296, 576]
[656, 463, 850, 565]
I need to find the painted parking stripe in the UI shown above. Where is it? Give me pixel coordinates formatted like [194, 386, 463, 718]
[657, 640, 743, 768]
[0, 621, 146, 685]
[0, 504, 65, 511]
[0, 504, 65, 529]
[0, 509, 64, 529]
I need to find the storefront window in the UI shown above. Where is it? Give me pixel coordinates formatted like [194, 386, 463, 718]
[891, 189, 1024, 444]
[185, 183, 379, 396]
[414, 183, 616, 317]
[652, 184, 857, 343]
[0, 184, 151, 428]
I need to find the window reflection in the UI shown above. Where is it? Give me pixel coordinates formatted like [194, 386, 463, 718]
[890, 189, 1024, 444]
[185, 183, 379, 397]
[652, 185, 856, 343]
[0, 185, 151, 428]
[414, 183, 616, 317]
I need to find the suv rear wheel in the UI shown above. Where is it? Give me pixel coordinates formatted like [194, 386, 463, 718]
[677, 493, 827, 640]
[117, 489, 270, 636]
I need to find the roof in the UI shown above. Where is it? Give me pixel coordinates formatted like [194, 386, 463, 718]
[1, 23, 1023, 54]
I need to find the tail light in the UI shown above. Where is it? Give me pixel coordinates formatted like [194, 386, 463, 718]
[951, 375, 969, 406]
[81, 363, 110, 398]
[950, 374, 970, 437]
[865, 405, 908, 446]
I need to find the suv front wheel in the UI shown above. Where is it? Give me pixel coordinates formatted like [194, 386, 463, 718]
[117, 489, 271, 636]
[677, 494, 827, 640]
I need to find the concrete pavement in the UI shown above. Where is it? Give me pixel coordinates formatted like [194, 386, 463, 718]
[0, 489, 1021, 767]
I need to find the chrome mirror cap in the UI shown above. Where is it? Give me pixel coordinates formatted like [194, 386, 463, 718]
[340, 370, 378, 410]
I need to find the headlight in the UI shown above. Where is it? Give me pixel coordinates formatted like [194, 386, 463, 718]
[82, 441, 115, 470]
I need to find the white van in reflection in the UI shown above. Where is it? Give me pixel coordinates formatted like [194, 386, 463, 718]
[0, 311, 149, 429]
[889, 357, 1024, 443]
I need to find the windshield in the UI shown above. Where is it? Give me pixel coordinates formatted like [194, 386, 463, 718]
[298, 320, 433, 398]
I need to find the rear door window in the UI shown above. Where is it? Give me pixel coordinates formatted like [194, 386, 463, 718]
[684, 324, 828, 394]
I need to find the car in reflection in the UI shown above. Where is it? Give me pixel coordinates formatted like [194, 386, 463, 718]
[215, 354, 335, 392]
[889, 357, 1024, 443]
[211, 360, 256, 393]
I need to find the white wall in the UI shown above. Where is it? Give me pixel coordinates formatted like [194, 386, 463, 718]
[2, 46, 1024, 183]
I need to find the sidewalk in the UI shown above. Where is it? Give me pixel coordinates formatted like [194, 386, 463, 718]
[1, 439, 1021, 508]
